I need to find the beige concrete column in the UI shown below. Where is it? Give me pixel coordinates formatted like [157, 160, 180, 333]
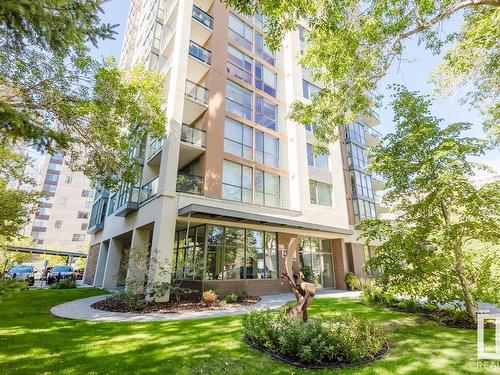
[102, 238, 123, 290]
[331, 239, 349, 289]
[93, 241, 109, 287]
[126, 227, 151, 293]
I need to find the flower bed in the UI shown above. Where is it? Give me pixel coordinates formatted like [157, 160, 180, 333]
[242, 310, 389, 368]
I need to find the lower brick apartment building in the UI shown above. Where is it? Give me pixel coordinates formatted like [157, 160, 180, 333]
[83, 0, 384, 296]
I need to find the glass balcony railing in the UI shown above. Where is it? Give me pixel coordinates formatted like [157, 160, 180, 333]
[185, 80, 208, 104]
[140, 177, 159, 203]
[189, 41, 212, 65]
[115, 185, 141, 216]
[367, 108, 380, 121]
[181, 124, 206, 147]
[364, 124, 382, 140]
[192, 5, 213, 30]
[148, 137, 164, 158]
[176, 173, 203, 195]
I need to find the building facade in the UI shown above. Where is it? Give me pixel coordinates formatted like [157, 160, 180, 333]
[24, 152, 93, 252]
[84, 0, 383, 295]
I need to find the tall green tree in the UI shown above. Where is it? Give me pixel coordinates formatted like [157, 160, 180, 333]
[225, 0, 499, 145]
[357, 87, 500, 322]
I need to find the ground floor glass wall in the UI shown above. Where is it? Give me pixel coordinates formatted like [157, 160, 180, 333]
[299, 237, 335, 288]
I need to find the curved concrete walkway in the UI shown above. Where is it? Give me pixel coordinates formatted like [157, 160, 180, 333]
[50, 289, 361, 322]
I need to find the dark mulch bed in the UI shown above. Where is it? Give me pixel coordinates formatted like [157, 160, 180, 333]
[91, 296, 261, 314]
[386, 305, 495, 329]
[243, 336, 390, 369]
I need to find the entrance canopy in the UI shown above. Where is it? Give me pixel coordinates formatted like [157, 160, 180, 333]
[178, 204, 354, 236]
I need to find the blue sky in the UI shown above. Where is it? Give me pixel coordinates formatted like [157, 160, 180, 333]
[92, 1, 498, 176]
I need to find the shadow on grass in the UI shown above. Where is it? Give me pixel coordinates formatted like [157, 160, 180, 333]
[0, 289, 494, 375]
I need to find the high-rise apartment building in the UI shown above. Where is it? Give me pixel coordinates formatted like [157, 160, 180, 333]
[84, 0, 383, 294]
[23, 152, 93, 252]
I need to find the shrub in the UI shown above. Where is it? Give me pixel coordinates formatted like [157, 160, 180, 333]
[49, 279, 76, 289]
[361, 282, 396, 306]
[243, 310, 387, 365]
[345, 272, 359, 290]
[301, 265, 315, 282]
[104, 290, 146, 311]
[236, 285, 248, 301]
[225, 293, 238, 303]
[452, 309, 470, 325]
[170, 287, 199, 303]
[0, 279, 28, 294]
[201, 290, 218, 306]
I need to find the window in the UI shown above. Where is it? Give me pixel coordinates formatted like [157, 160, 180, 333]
[255, 32, 275, 65]
[81, 223, 88, 231]
[77, 211, 89, 219]
[228, 14, 253, 51]
[33, 219, 48, 228]
[203, 225, 278, 280]
[47, 162, 62, 171]
[153, 21, 162, 49]
[59, 198, 67, 207]
[227, 45, 252, 84]
[31, 231, 45, 241]
[255, 95, 277, 130]
[64, 176, 72, 184]
[226, 80, 253, 121]
[45, 173, 59, 183]
[350, 170, 374, 198]
[346, 122, 366, 146]
[85, 200, 93, 209]
[42, 184, 57, 193]
[306, 144, 329, 170]
[255, 131, 279, 168]
[302, 80, 320, 99]
[255, 170, 280, 207]
[54, 220, 62, 229]
[255, 8, 264, 30]
[309, 180, 332, 206]
[107, 194, 116, 216]
[353, 199, 377, 223]
[255, 63, 277, 97]
[81, 190, 92, 198]
[224, 118, 253, 160]
[348, 143, 369, 169]
[72, 234, 85, 242]
[173, 226, 205, 280]
[37, 207, 51, 216]
[222, 160, 252, 203]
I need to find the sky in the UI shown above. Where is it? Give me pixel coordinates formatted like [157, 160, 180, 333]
[92, 1, 498, 177]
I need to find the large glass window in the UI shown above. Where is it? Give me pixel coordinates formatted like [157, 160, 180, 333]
[255, 95, 277, 131]
[174, 226, 205, 280]
[350, 170, 374, 198]
[255, 63, 277, 97]
[229, 14, 253, 51]
[255, 170, 280, 207]
[222, 160, 252, 203]
[255, 131, 279, 168]
[346, 122, 366, 146]
[348, 143, 369, 169]
[302, 80, 320, 99]
[226, 80, 252, 121]
[255, 32, 275, 65]
[353, 199, 377, 223]
[223, 227, 245, 279]
[224, 118, 253, 160]
[227, 46, 253, 84]
[306, 144, 329, 170]
[309, 180, 332, 206]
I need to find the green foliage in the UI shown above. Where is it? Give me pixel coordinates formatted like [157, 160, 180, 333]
[236, 284, 248, 301]
[224, 1, 499, 145]
[224, 293, 238, 303]
[170, 287, 199, 303]
[301, 265, 314, 282]
[201, 290, 218, 306]
[358, 88, 499, 323]
[361, 283, 396, 307]
[345, 272, 359, 290]
[106, 290, 146, 311]
[242, 310, 387, 365]
[49, 279, 76, 289]
[0, 279, 28, 294]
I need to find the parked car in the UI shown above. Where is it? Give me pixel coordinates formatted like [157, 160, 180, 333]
[73, 269, 84, 280]
[4, 265, 37, 286]
[47, 265, 74, 285]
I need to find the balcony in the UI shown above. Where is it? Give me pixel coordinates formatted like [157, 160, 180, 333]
[115, 185, 141, 217]
[365, 124, 382, 147]
[179, 124, 206, 169]
[128, 143, 145, 165]
[363, 107, 380, 127]
[371, 172, 385, 191]
[147, 137, 164, 165]
[191, 5, 213, 46]
[140, 177, 159, 203]
[88, 197, 108, 234]
[184, 80, 208, 124]
[187, 41, 211, 83]
[177, 173, 204, 195]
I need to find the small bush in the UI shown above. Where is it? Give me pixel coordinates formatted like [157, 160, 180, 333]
[170, 287, 199, 303]
[243, 310, 387, 365]
[105, 291, 146, 311]
[0, 279, 28, 294]
[201, 290, 218, 306]
[236, 285, 248, 301]
[345, 272, 359, 290]
[452, 309, 470, 325]
[49, 279, 76, 289]
[361, 283, 396, 306]
[225, 293, 238, 303]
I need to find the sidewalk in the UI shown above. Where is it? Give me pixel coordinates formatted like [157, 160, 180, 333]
[50, 289, 361, 322]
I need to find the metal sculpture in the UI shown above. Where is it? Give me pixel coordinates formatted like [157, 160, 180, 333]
[281, 237, 316, 322]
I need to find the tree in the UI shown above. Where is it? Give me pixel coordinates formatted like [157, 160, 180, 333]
[357, 87, 500, 322]
[0, 1, 167, 189]
[224, 0, 499, 146]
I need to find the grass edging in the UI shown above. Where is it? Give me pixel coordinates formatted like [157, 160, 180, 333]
[242, 336, 390, 370]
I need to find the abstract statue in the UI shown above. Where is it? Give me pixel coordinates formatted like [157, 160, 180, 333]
[281, 237, 316, 321]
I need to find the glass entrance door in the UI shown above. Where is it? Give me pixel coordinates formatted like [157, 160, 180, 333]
[299, 237, 335, 288]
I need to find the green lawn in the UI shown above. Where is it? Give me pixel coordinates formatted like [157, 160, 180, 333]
[0, 289, 497, 374]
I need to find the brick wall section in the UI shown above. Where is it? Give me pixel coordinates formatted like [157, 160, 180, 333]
[83, 244, 100, 285]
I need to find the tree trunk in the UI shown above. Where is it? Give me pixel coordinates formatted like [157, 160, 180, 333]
[452, 245, 477, 323]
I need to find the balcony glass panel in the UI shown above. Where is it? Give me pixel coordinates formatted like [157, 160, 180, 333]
[192, 5, 213, 29]
[189, 41, 212, 65]
[181, 124, 206, 147]
[185, 80, 208, 104]
[177, 173, 204, 195]
[140, 177, 159, 202]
